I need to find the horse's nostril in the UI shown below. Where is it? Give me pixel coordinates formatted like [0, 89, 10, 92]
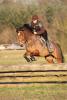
[20, 44, 23, 47]
[20, 42, 24, 47]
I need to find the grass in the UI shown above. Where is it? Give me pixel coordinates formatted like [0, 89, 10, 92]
[0, 84, 67, 100]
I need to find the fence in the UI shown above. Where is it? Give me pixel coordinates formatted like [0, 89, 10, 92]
[0, 64, 67, 85]
[0, 43, 25, 50]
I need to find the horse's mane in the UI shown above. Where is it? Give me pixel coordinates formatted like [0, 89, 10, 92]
[23, 24, 33, 32]
[16, 24, 33, 33]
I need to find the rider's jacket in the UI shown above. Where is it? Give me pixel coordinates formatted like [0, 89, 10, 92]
[31, 21, 48, 41]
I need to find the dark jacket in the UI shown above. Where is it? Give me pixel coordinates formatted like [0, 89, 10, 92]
[31, 21, 48, 41]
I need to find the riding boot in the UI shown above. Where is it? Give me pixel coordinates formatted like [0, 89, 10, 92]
[46, 41, 53, 53]
[40, 36, 53, 53]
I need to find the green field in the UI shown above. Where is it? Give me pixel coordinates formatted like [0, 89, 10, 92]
[0, 50, 67, 100]
[0, 84, 67, 100]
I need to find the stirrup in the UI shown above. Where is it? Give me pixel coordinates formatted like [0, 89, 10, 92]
[48, 48, 53, 53]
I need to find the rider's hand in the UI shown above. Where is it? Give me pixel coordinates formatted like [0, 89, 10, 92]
[34, 31, 37, 34]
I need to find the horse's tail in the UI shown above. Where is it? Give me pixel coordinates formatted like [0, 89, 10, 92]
[57, 43, 64, 63]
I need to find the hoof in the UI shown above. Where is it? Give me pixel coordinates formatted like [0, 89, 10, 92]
[24, 56, 31, 62]
[30, 57, 36, 61]
[26, 59, 31, 62]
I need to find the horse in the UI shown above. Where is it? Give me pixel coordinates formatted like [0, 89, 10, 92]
[16, 24, 64, 64]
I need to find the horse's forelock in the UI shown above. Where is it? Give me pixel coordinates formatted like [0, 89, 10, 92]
[16, 26, 24, 33]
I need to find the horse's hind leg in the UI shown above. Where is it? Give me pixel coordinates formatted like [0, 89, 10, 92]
[45, 56, 54, 64]
[52, 43, 64, 63]
[56, 57, 63, 63]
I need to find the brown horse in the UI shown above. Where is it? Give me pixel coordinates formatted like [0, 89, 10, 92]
[16, 24, 64, 64]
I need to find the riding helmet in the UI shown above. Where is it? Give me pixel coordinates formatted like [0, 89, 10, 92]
[32, 15, 39, 21]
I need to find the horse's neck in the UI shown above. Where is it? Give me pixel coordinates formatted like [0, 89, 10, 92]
[24, 30, 32, 41]
[24, 29, 42, 44]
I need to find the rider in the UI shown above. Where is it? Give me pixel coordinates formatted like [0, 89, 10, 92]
[30, 15, 51, 52]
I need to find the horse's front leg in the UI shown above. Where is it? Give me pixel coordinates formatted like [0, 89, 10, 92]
[24, 52, 36, 62]
[24, 52, 31, 62]
[30, 53, 36, 61]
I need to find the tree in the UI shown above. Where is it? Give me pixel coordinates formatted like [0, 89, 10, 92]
[45, 6, 54, 24]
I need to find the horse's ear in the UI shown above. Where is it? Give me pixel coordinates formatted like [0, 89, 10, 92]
[15, 26, 20, 32]
[16, 27, 19, 33]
